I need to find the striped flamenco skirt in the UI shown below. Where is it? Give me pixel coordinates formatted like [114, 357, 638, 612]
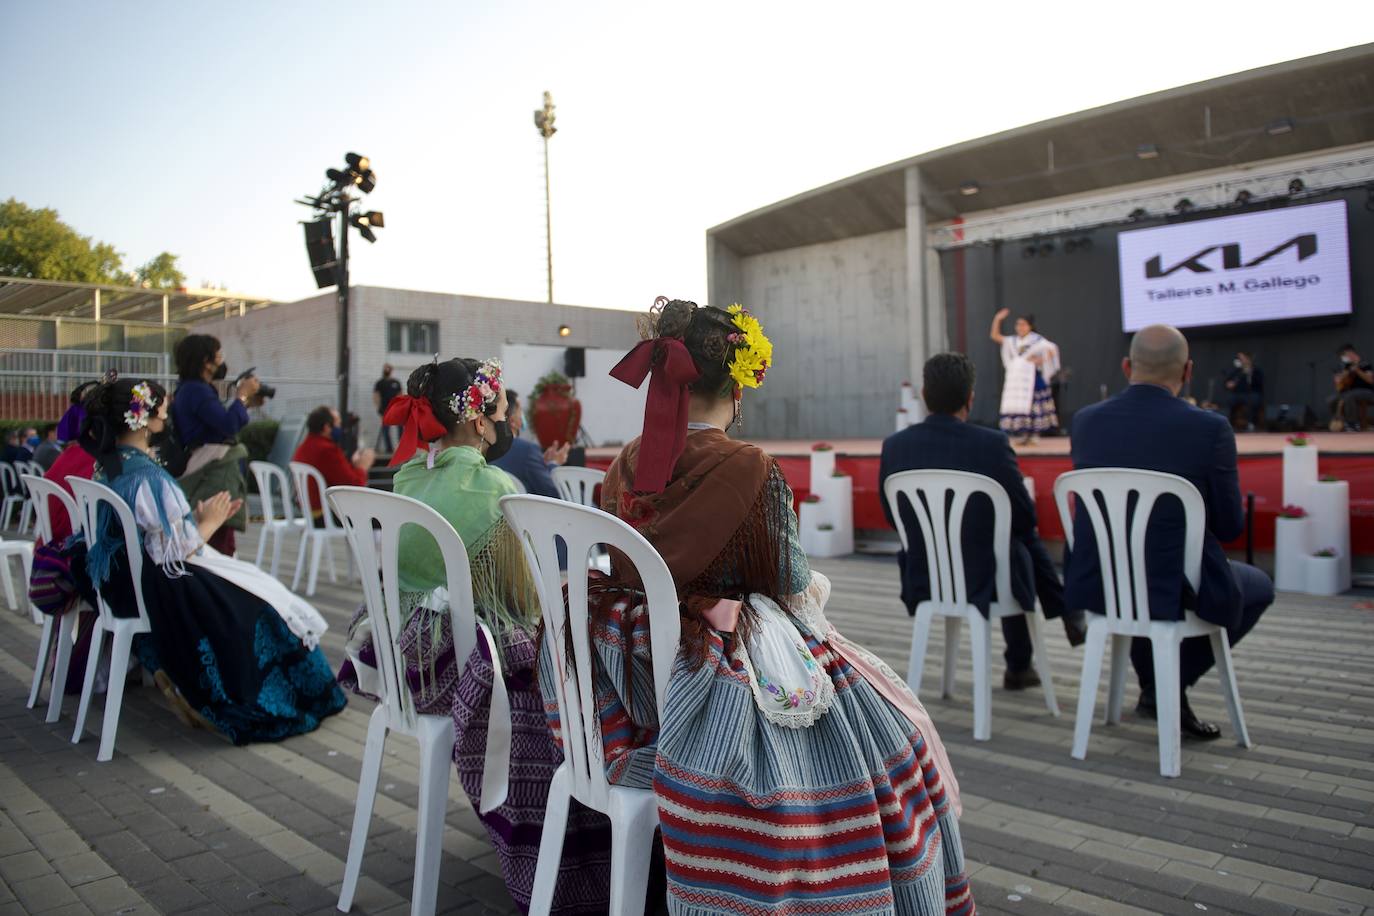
[654, 630, 975, 916]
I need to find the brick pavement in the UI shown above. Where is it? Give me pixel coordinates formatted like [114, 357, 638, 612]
[0, 538, 1371, 914]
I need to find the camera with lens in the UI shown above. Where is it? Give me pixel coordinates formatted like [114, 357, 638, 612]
[234, 367, 276, 400]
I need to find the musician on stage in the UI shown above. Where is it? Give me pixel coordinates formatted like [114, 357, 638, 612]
[1329, 343, 1374, 431]
[1224, 351, 1264, 431]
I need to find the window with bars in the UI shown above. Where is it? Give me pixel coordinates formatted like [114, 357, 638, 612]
[386, 319, 439, 354]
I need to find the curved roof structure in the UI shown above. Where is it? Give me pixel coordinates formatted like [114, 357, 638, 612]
[0, 276, 273, 324]
[709, 44, 1374, 256]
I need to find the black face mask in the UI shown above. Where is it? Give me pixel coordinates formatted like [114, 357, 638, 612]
[484, 419, 514, 463]
[212, 362, 228, 381]
[149, 426, 171, 448]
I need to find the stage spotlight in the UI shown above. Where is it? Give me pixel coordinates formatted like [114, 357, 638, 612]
[356, 169, 377, 194]
[558, 324, 571, 338]
[355, 210, 384, 228]
[349, 214, 378, 243]
[1288, 178, 1305, 195]
[326, 167, 350, 188]
[1266, 118, 1295, 136]
[1234, 189, 1254, 205]
[1174, 198, 1194, 213]
[1136, 144, 1159, 160]
[959, 181, 980, 196]
[1022, 243, 1037, 259]
[1128, 207, 1148, 222]
[345, 152, 370, 172]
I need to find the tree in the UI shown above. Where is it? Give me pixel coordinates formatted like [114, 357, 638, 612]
[133, 252, 185, 289]
[0, 198, 127, 284]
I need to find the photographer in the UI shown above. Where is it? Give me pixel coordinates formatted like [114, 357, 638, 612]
[171, 334, 254, 555]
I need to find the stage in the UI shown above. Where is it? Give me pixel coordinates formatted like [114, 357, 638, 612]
[589, 431, 1374, 556]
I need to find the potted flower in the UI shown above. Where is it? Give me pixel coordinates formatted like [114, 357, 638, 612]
[529, 371, 581, 450]
[817, 523, 834, 531]
[811, 442, 834, 452]
[1286, 434, 1310, 447]
[1307, 546, 1342, 596]
[1319, 474, 1340, 483]
[810, 442, 836, 478]
[802, 494, 821, 504]
[1282, 432, 1318, 507]
[1273, 505, 1310, 592]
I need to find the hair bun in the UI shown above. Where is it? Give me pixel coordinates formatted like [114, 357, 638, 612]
[654, 297, 696, 340]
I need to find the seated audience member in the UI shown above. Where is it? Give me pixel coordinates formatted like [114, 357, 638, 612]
[1329, 343, 1374, 431]
[1224, 351, 1264, 431]
[1064, 324, 1273, 739]
[879, 352, 1086, 691]
[337, 358, 610, 912]
[32, 425, 62, 471]
[77, 376, 344, 742]
[1, 429, 31, 465]
[291, 406, 376, 526]
[490, 389, 569, 498]
[543, 298, 974, 915]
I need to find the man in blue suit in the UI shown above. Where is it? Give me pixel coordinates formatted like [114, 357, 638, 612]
[880, 352, 1086, 691]
[1064, 324, 1273, 739]
[492, 390, 569, 498]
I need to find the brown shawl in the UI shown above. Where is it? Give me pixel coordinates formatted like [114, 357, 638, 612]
[602, 428, 791, 605]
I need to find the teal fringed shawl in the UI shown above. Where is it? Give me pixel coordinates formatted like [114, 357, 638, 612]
[86, 446, 193, 589]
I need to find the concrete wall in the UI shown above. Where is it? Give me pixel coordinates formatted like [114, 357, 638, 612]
[198, 287, 642, 446]
[731, 230, 909, 440]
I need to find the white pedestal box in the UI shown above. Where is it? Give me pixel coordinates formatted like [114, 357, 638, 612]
[800, 449, 854, 558]
[1304, 555, 1343, 596]
[1305, 480, 1351, 592]
[810, 449, 835, 481]
[1281, 445, 1318, 507]
[1273, 516, 1310, 592]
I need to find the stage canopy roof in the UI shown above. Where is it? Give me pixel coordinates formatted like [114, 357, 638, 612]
[710, 44, 1374, 256]
[0, 277, 275, 324]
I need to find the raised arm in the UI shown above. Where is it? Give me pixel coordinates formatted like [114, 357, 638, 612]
[989, 307, 1010, 345]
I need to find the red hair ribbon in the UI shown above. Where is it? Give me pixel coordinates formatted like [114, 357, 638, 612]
[384, 395, 448, 467]
[610, 337, 700, 494]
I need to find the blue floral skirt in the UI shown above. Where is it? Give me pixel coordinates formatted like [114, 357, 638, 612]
[1000, 372, 1058, 436]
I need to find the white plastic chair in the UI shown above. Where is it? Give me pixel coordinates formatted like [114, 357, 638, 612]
[329, 486, 496, 916]
[1054, 468, 1252, 778]
[0, 535, 33, 618]
[17, 461, 44, 535]
[884, 470, 1059, 742]
[0, 462, 25, 530]
[551, 466, 605, 508]
[289, 461, 352, 596]
[67, 477, 151, 763]
[22, 475, 81, 722]
[249, 460, 304, 579]
[501, 494, 681, 916]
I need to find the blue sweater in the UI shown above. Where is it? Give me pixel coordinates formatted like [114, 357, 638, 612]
[172, 380, 249, 448]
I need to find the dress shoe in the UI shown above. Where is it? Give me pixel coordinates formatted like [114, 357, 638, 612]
[1063, 616, 1087, 648]
[1003, 668, 1042, 691]
[1136, 692, 1221, 740]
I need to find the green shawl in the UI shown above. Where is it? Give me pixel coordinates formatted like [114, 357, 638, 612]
[393, 445, 537, 633]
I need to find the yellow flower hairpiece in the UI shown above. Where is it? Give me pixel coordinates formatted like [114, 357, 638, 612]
[726, 303, 772, 389]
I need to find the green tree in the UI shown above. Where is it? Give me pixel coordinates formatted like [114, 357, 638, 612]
[133, 251, 186, 289]
[0, 198, 127, 283]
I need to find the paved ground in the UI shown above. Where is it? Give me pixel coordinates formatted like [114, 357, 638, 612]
[1, 532, 1371, 915]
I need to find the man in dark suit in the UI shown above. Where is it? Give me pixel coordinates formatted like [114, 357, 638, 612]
[879, 352, 1086, 690]
[491, 390, 569, 498]
[1064, 324, 1273, 739]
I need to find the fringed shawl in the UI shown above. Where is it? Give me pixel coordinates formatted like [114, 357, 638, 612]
[602, 428, 798, 607]
[86, 447, 190, 589]
[392, 445, 539, 635]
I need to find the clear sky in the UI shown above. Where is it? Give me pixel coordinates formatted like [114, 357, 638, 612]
[1, 1, 1366, 312]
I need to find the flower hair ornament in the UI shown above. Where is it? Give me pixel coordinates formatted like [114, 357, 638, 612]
[449, 358, 503, 423]
[124, 382, 158, 431]
[726, 303, 772, 389]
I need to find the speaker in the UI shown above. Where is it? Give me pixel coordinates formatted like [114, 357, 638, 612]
[564, 346, 585, 378]
[303, 219, 337, 289]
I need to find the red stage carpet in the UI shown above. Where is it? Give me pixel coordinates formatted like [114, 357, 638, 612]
[589, 432, 1374, 555]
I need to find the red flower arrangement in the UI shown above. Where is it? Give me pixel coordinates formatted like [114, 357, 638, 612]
[811, 442, 834, 452]
[1286, 434, 1310, 447]
[1278, 505, 1307, 519]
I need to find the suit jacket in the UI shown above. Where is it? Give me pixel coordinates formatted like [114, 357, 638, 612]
[879, 414, 1061, 618]
[491, 436, 558, 499]
[1063, 383, 1243, 628]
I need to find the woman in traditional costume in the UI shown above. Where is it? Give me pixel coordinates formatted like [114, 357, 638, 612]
[991, 308, 1059, 444]
[336, 358, 611, 914]
[77, 376, 345, 743]
[540, 298, 975, 915]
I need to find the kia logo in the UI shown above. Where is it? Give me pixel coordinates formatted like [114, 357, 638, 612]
[1144, 234, 1317, 278]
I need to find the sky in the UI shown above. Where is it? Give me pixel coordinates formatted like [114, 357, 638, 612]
[2, 1, 1368, 312]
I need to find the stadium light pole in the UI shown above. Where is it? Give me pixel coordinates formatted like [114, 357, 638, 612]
[534, 92, 557, 304]
[296, 153, 382, 418]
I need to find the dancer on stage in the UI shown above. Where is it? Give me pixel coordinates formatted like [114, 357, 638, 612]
[990, 308, 1059, 444]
